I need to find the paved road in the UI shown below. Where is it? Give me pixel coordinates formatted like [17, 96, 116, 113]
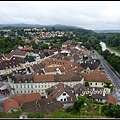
[93, 50, 120, 91]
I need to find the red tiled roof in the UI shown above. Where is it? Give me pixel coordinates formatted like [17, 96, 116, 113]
[108, 95, 117, 104]
[81, 73, 110, 83]
[11, 93, 41, 106]
[34, 74, 55, 82]
[2, 98, 20, 113]
[4, 50, 28, 59]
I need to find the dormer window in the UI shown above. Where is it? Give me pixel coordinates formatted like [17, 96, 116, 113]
[25, 80, 27, 83]
[19, 81, 21, 83]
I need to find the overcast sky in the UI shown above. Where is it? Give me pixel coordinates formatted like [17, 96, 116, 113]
[0, 1, 120, 30]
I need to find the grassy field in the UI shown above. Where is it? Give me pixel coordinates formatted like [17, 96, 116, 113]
[106, 45, 120, 53]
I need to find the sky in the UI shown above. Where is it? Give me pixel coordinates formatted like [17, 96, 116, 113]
[0, 1, 120, 30]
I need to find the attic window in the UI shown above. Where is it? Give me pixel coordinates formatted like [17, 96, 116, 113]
[63, 93, 66, 96]
[25, 80, 27, 83]
[19, 81, 21, 83]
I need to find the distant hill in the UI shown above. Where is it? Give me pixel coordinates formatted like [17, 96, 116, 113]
[0, 23, 84, 29]
[93, 30, 120, 33]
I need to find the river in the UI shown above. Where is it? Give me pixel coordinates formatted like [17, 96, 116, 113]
[100, 42, 120, 57]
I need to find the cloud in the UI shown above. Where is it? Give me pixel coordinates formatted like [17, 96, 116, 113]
[0, 1, 120, 30]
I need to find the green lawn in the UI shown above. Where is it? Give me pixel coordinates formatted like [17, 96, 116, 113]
[106, 46, 120, 53]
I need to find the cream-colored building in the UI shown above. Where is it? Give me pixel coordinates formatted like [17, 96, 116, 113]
[8, 73, 84, 98]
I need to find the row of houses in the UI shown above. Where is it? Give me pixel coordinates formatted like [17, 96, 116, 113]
[2, 82, 117, 114]
[0, 40, 117, 115]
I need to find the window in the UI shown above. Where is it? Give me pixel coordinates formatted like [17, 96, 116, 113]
[31, 90, 33, 93]
[102, 83, 104, 85]
[90, 83, 92, 85]
[28, 85, 29, 88]
[80, 88, 82, 91]
[28, 90, 29, 93]
[100, 99, 102, 101]
[24, 90, 26, 93]
[63, 93, 66, 96]
[17, 91, 18, 93]
[95, 83, 97, 85]
[61, 99, 63, 101]
[39, 85, 40, 88]
[64, 98, 66, 101]
[21, 91, 22, 93]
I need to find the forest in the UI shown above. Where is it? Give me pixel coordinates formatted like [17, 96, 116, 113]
[96, 33, 120, 51]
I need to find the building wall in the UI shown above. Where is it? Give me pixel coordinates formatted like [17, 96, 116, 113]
[3, 66, 22, 75]
[57, 92, 69, 102]
[10, 78, 84, 97]
[94, 98, 107, 103]
[89, 82, 104, 87]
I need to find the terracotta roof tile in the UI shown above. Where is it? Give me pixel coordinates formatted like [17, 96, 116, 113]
[4, 50, 28, 59]
[2, 98, 20, 112]
[108, 95, 117, 104]
[34, 74, 55, 82]
[22, 98, 63, 114]
[11, 93, 41, 106]
[81, 73, 110, 83]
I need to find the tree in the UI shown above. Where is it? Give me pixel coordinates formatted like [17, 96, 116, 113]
[83, 42, 91, 50]
[73, 95, 86, 111]
[84, 81, 90, 87]
[102, 104, 120, 118]
[103, 82, 114, 92]
[28, 112, 44, 118]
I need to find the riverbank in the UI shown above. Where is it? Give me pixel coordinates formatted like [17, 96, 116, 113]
[106, 46, 120, 56]
[100, 42, 120, 57]
[106, 46, 120, 53]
